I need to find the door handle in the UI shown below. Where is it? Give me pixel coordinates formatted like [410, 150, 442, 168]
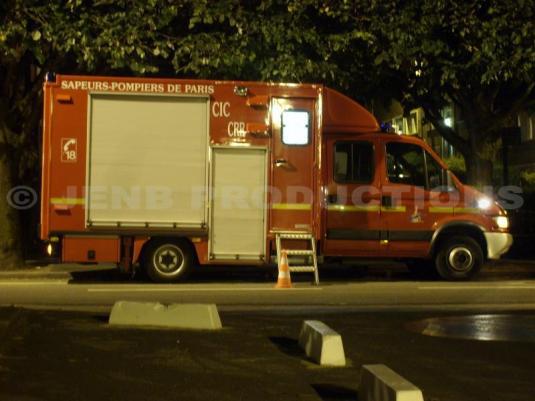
[275, 159, 288, 167]
[381, 195, 393, 207]
[362, 193, 381, 203]
[327, 194, 338, 204]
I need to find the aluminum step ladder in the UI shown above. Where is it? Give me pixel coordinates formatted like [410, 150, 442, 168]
[275, 232, 319, 285]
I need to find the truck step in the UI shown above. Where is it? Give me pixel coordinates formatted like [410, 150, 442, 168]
[289, 266, 316, 273]
[277, 233, 312, 240]
[285, 249, 315, 256]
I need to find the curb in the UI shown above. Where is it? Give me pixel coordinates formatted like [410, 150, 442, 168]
[109, 301, 223, 330]
[0, 264, 120, 281]
[0, 266, 73, 280]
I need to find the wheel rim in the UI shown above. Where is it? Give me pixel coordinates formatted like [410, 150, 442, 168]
[152, 244, 185, 276]
[448, 246, 474, 272]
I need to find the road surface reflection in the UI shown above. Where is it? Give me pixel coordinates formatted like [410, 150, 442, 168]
[406, 314, 535, 342]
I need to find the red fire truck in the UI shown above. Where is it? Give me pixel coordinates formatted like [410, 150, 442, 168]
[41, 74, 512, 282]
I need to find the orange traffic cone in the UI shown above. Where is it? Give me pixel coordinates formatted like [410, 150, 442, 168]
[275, 250, 292, 289]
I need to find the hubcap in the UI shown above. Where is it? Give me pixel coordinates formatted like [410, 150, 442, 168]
[153, 244, 184, 275]
[448, 246, 473, 272]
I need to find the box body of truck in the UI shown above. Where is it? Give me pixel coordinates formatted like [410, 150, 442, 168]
[41, 74, 512, 281]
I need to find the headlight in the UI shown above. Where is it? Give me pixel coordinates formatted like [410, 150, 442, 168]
[493, 216, 509, 229]
[477, 197, 492, 210]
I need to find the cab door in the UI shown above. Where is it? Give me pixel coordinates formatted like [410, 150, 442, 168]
[381, 139, 455, 257]
[270, 98, 315, 232]
[323, 135, 382, 256]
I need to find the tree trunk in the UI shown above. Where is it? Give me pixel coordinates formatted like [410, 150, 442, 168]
[457, 99, 495, 187]
[0, 138, 23, 270]
[465, 154, 493, 188]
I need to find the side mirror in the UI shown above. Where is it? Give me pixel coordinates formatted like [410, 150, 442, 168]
[445, 170, 458, 192]
[433, 170, 457, 193]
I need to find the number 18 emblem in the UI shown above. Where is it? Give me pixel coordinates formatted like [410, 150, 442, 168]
[61, 138, 77, 162]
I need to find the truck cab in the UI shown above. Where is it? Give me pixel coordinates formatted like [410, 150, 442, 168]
[322, 130, 512, 280]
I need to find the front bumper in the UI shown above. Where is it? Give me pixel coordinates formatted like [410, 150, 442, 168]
[484, 232, 513, 259]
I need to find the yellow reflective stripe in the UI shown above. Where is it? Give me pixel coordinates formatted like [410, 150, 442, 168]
[271, 203, 312, 210]
[429, 206, 454, 213]
[327, 204, 380, 212]
[327, 205, 406, 212]
[455, 207, 481, 214]
[50, 197, 85, 206]
[381, 206, 406, 212]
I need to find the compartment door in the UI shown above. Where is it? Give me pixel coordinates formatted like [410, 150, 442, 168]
[87, 93, 209, 228]
[270, 98, 315, 232]
[210, 147, 267, 261]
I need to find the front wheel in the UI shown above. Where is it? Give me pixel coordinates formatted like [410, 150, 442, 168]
[435, 236, 483, 280]
[144, 239, 194, 283]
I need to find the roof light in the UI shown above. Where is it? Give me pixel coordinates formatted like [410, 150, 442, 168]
[234, 86, 248, 97]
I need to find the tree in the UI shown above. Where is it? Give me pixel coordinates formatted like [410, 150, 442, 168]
[363, 0, 535, 185]
[0, 0, 192, 268]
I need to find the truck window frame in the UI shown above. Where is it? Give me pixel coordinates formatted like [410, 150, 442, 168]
[333, 140, 375, 184]
[425, 150, 458, 192]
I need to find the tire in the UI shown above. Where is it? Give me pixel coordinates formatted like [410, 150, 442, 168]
[435, 236, 483, 280]
[144, 239, 194, 283]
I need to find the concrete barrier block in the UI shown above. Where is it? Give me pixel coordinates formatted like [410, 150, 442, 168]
[360, 364, 423, 401]
[298, 320, 345, 366]
[109, 301, 222, 330]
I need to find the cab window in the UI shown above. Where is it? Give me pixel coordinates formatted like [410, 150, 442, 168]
[386, 142, 448, 189]
[386, 142, 426, 187]
[334, 141, 374, 183]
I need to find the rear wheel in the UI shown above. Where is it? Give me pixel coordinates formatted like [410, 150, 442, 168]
[144, 239, 194, 283]
[435, 236, 483, 280]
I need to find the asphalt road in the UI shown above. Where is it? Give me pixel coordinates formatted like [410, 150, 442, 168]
[1, 261, 535, 401]
[1, 260, 534, 312]
[1, 307, 534, 401]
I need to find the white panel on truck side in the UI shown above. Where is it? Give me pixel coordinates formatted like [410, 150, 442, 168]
[210, 147, 267, 260]
[87, 93, 208, 228]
